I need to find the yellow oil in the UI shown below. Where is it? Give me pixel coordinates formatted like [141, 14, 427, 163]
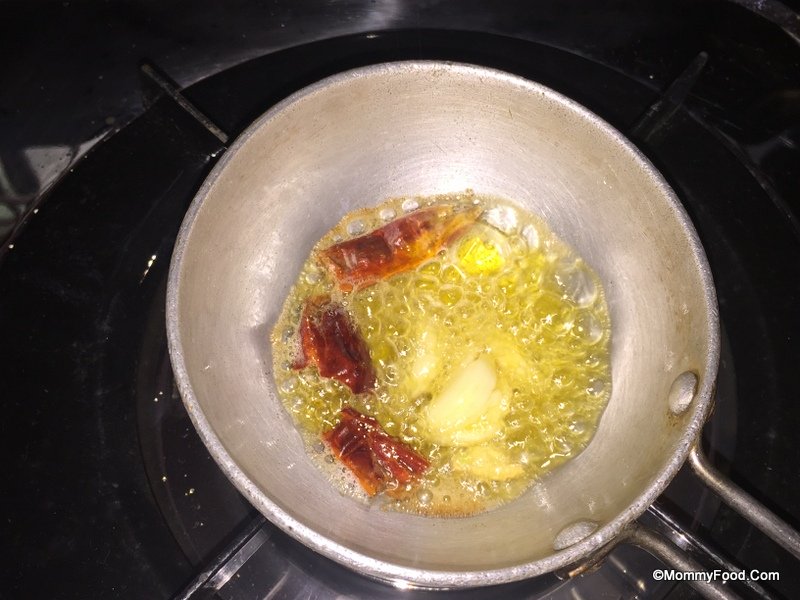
[271, 191, 612, 516]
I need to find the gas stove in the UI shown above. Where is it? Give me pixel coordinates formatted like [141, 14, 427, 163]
[2, 3, 799, 599]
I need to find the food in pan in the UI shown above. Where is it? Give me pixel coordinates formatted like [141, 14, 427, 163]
[320, 203, 481, 292]
[271, 191, 611, 516]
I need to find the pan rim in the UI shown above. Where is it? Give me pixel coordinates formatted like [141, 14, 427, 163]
[166, 59, 720, 587]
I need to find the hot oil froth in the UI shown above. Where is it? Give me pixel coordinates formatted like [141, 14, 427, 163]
[271, 191, 612, 516]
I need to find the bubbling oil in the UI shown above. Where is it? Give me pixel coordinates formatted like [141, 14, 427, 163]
[271, 191, 612, 516]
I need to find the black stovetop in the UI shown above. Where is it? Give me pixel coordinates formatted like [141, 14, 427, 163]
[2, 3, 799, 599]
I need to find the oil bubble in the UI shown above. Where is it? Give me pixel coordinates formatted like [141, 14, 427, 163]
[438, 286, 462, 306]
[560, 267, 597, 308]
[347, 219, 366, 236]
[401, 198, 420, 212]
[417, 489, 433, 505]
[575, 313, 604, 344]
[569, 421, 588, 434]
[280, 377, 297, 393]
[587, 379, 606, 396]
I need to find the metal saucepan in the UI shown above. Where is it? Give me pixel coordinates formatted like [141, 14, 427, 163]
[166, 62, 800, 594]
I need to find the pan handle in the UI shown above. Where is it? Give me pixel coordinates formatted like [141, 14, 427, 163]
[564, 521, 740, 600]
[622, 522, 740, 600]
[688, 444, 800, 560]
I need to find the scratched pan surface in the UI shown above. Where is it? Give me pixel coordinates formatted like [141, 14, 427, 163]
[166, 62, 719, 587]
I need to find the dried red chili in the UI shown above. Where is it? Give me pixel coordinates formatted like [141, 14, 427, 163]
[323, 407, 429, 497]
[292, 296, 375, 394]
[320, 204, 479, 291]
